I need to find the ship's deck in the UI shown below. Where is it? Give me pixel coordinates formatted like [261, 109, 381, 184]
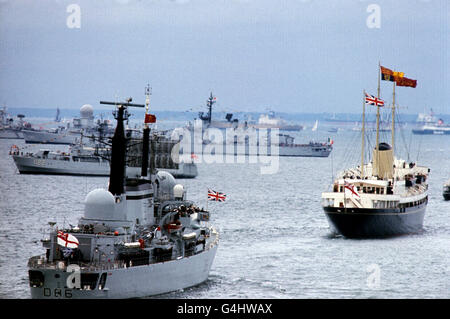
[29, 228, 219, 272]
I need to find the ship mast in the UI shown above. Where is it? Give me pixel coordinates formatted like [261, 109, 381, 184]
[391, 80, 396, 154]
[361, 90, 365, 178]
[199, 92, 216, 125]
[100, 98, 145, 196]
[141, 85, 152, 177]
[375, 62, 381, 177]
[207, 92, 213, 125]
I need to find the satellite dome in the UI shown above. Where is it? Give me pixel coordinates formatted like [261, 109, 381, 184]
[156, 171, 176, 198]
[84, 188, 122, 220]
[173, 184, 184, 199]
[80, 104, 94, 118]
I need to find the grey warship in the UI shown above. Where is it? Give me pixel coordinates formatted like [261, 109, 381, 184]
[0, 106, 30, 139]
[197, 92, 303, 131]
[11, 134, 198, 179]
[172, 92, 333, 158]
[27, 94, 218, 298]
[22, 104, 115, 144]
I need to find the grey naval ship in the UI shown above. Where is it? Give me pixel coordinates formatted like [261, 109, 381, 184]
[197, 92, 303, 131]
[11, 134, 198, 179]
[27, 95, 218, 298]
[321, 66, 429, 238]
[173, 92, 332, 158]
[172, 123, 332, 158]
[0, 106, 31, 139]
[22, 104, 115, 144]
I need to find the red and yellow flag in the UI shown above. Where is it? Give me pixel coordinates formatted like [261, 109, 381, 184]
[380, 65, 416, 88]
[144, 113, 156, 123]
[395, 76, 417, 88]
[380, 66, 403, 82]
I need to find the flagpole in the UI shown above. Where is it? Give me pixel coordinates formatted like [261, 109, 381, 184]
[145, 86, 150, 121]
[392, 80, 396, 153]
[344, 180, 347, 212]
[143, 85, 152, 177]
[144, 84, 151, 130]
[378, 61, 381, 98]
[361, 90, 365, 179]
[376, 62, 381, 177]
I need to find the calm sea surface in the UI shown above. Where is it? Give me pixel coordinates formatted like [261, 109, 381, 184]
[0, 124, 449, 299]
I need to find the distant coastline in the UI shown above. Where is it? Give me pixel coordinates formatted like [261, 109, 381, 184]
[4, 107, 450, 124]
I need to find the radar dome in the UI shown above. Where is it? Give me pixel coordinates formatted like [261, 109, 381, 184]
[84, 188, 123, 220]
[173, 184, 184, 199]
[80, 104, 94, 118]
[156, 171, 176, 198]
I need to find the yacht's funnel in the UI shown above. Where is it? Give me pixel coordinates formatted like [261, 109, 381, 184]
[372, 142, 394, 179]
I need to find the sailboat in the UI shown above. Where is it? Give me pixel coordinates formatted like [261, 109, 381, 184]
[321, 64, 429, 238]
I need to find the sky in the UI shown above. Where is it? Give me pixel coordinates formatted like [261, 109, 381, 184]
[0, 0, 448, 114]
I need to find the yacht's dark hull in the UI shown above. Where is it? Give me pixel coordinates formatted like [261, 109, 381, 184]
[323, 203, 426, 238]
[444, 191, 450, 201]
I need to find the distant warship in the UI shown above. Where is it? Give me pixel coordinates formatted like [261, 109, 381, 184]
[412, 119, 450, 135]
[27, 90, 218, 298]
[11, 132, 198, 179]
[0, 106, 30, 139]
[197, 92, 303, 131]
[321, 65, 429, 238]
[172, 124, 332, 158]
[174, 93, 332, 158]
[197, 92, 239, 129]
[412, 109, 450, 135]
[251, 111, 304, 131]
[22, 104, 114, 144]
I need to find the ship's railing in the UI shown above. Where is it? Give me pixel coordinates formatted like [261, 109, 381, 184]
[29, 255, 175, 271]
[28, 255, 128, 271]
[28, 230, 219, 272]
[401, 184, 428, 197]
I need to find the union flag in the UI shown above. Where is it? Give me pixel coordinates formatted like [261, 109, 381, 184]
[365, 92, 385, 107]
[208, 189, 226, 202]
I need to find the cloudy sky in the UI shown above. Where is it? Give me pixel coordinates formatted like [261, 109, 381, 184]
[0, 0, 448, 114]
